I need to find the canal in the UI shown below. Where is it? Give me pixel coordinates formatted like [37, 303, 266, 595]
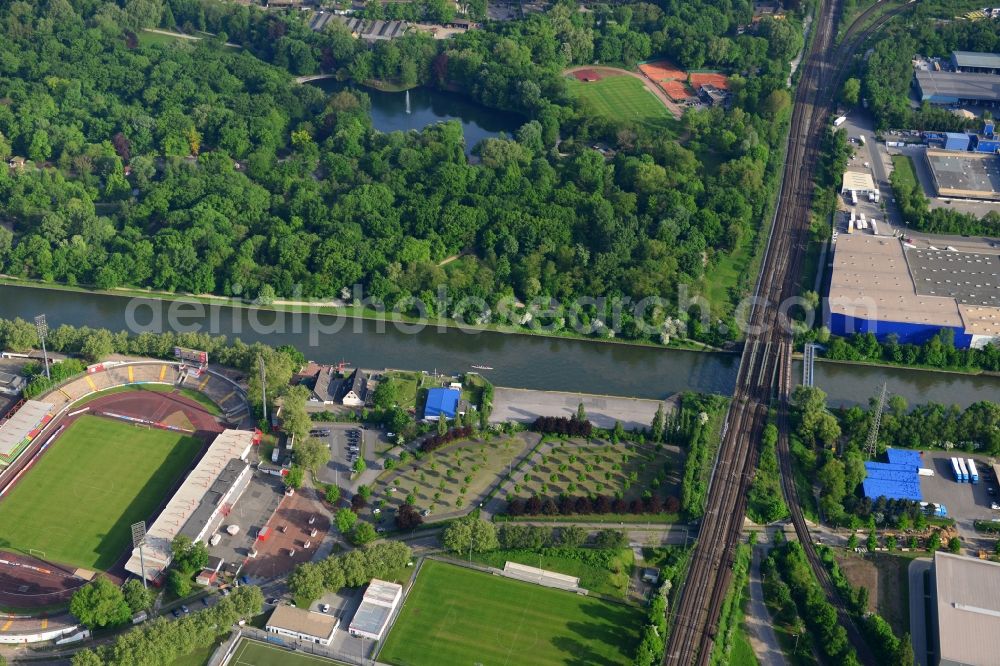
[1, 285, 998, 408]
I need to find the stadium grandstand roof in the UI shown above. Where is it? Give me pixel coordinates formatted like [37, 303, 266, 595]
[0, 401, 53, 462]
[934, 552, 1000, 666]
[125, 429, 255, 581]
[179, 458, 249, 541]
[952, 51, 1000, 71]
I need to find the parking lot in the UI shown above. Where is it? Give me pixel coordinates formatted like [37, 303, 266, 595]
[206, 471, 286, 580]
[919, 450, 999, 542]
[314, 422, 380, 493]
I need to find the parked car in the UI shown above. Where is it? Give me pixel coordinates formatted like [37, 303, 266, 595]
[181, 605, 190, 614]
[171, 609, 181, 618]
[321, 604, 331, 613]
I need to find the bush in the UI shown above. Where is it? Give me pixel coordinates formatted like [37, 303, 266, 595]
[418, 426, 474, 454]
[395, 504, 424, 530]
[530, 416, 593, 437]
[594, 529, 626, 550]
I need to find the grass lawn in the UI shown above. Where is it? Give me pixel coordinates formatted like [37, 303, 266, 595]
[383, 370, 423, 410]
[471, 547, 635, 599]
[699, 243, 751, 318]
[138, 30, 194, 48]
[730, 632, 760, 666]
[567, 75, 675, 131]
[891, 153, 919, 195]
[379, 560, 643, 666]
[0, 415, 202, 570]
[226, 638, 349, 665]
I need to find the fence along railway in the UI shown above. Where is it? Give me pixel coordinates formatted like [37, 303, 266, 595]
[662, 0, 911, 663]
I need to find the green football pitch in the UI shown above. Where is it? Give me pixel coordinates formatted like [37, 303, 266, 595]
[0, 415, 202, 571]
[379, 560, 644, 666]
[226, 639, 348, 666]
[567, 74, 674, 129]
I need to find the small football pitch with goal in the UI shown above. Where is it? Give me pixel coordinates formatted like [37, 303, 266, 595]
[0, 415, 202, 571]
[566, 74, 676, 131]
[379, 559, 643, 666]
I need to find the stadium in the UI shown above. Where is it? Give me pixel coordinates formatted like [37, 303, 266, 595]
[825, 234, 1000, 348]
[0, 355, 254, 609]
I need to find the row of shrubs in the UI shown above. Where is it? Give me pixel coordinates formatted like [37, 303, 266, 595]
[531, 416, 593, 436]
[419, 425, 475, 453]
[505, 493, 680, 516]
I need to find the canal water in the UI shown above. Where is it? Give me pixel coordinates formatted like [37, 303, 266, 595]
[312, 80, 522, 154]
[1, 285, 998, 408]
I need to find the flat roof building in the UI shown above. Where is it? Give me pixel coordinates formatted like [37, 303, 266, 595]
[931, 552, 1000, 666]
[841, 170, 876, 194]
[825, 234, 1000, 349]
[925, 150, 1000, 201]
[125, 429, 255, 582]
[348, 579, 403, 640]
[951, 50, 1000, 75]
[266, 605, 340, 646]
[914, 70, 1000, 105]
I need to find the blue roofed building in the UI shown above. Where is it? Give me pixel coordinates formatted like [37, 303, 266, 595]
[424, 388, 460, 421]
[886, 448, 923, 468]
[863, 458, 924, 501]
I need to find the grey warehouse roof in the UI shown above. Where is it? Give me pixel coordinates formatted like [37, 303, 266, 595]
[934, 552, 1000, 666]
[953, 50, 1000, 71]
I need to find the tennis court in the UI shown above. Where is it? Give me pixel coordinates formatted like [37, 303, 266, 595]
[227, 638, 349, 666]
[638, 59, 686, 81]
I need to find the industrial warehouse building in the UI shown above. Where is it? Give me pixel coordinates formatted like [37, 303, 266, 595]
[925, 150, 1000, 201]
[951, 50, 1000, 75]
[348, 579, 403, 640]
[929, 552, 1000, 666]
[125, 429, 256, 582]
[825, 234, 1000, 348]
[914, 70, 1000, 106]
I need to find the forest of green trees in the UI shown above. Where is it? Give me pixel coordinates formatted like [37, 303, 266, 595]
[0, 0, 807, 344]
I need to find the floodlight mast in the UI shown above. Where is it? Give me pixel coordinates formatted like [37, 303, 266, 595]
[34, 315, 50, 380]
[131, 521, 148, 589]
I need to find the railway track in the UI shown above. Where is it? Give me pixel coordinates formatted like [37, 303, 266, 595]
[662, 0, 912, 664]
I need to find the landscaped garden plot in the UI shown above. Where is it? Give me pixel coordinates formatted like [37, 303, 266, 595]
[513, 438, 682, 502]
[379, 560, 643, 666]
[369, 434, 537, 517]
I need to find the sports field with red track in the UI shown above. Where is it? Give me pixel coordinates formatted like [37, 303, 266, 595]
[0, 387, 222, 608]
